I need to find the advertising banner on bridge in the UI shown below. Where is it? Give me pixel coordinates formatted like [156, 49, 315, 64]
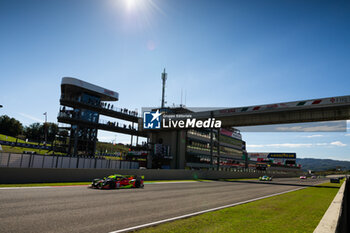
[267, 153, 296, 159]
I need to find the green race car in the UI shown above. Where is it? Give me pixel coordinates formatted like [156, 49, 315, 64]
[259, 175, 272, 181]
[91, 174, 144, 189]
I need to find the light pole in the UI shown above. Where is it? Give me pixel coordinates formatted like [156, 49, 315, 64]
[43, 112, 47, 122]
[43, 112, 47, 143]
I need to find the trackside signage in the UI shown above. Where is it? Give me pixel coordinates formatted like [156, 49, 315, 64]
[143, 110, 221, 129]
[267, 153, 296, 159]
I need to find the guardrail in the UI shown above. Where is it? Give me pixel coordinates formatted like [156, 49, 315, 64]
[0, 152, 139, 170]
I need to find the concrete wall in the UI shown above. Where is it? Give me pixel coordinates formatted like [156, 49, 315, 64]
[0, 153, 139, 169]
[336, 178, 350, 233]
[314, 178, 347, 233]
[0, 167, 301, 184]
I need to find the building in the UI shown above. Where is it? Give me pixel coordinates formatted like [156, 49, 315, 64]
[147, 107, 247, 169]
[57, 77, 293, 171]
[57, 77, 146, 157]
[186, 128, 246, 169]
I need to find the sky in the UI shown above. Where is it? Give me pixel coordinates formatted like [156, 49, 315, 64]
[0, 0, 349, 160]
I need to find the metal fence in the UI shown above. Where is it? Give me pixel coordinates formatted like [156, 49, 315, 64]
[0, 153, 139, 169]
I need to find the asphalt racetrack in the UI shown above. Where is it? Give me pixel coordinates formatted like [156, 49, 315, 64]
[0, 178, 328, 233]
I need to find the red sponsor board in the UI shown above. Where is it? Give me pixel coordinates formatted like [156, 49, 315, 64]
[219, 108, 236, 114]
[220, 128, 242, 140]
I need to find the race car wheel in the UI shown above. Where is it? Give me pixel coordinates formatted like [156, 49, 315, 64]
[108, 181, 116, 189]
[135, 178, 142, 188]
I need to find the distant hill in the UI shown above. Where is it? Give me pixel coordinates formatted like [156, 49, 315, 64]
[296, 158, 350, 171]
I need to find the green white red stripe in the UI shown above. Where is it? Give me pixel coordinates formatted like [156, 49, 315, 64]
[212, 95, 350, 115]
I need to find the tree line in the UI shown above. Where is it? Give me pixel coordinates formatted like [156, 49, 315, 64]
[0, 115, 59, 143]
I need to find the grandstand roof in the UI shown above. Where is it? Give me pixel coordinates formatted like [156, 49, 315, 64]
[61, 77, 119, 101]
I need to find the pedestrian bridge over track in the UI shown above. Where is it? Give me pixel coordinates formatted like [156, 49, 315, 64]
[192, 95, 350, 127]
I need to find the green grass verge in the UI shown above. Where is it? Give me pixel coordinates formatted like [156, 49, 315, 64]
[0, 134, 66, 155]
[136, 181, 343, 233]
[0, 145, 54, 155]
[0, 134, 52, 146]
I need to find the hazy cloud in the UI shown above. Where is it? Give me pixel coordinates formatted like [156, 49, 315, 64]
[315, 143, 328, 146]
[330, 141, 346, 147]
[238, 121, 347, 132]
[247, 141, 347, 148]
[18, 113, 44, 123]
[248, 143, 313, 148]
[300, 134, 324, 138]
[275, 125, 346, 132]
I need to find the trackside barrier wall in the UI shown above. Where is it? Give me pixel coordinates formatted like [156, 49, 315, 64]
[314, 178, 349, 233]
[0, 167, 302, 184]
[0, 153, 138, 170]
[336, 178, 350, 233]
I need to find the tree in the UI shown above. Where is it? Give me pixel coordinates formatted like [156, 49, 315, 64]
[24, 123, 42, 141]
[24, 122, 59, 143]
[0, 115, 23, 137]
[45, 123, 59, 142]
[58, 129, 68, 138]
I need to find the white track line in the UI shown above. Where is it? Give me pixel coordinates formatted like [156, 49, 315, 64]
[109, 187, 305, 233]
[146, 181, 199, 184]
[0, 185, 89, 190]
[0, 186, 53, 190]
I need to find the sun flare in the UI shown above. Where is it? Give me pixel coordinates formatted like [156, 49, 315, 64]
[126, 0, 137, 10]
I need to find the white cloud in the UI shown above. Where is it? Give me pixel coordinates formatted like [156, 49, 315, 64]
[247, 145, 265, 148]
[276, 125, 345, 132]
[300, 134, 324, 138]
[330, 141, 347, 147]
[345, 134, 350, 137]
[248, 143, 312, 148]
[315, 143, 328, 146]
[247, 141, 347, 148]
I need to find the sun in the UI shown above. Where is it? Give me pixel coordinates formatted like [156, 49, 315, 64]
[125, 0, 138, 10]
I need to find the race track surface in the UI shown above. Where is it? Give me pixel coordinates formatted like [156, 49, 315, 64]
[0, 178, 328, 233]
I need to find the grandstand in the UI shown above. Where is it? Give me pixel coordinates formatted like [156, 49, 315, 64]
[57, 77, 146, 157]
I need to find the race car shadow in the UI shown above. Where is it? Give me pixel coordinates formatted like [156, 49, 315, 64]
[216, 179, 340, 189]
[88, 186, 145, 191]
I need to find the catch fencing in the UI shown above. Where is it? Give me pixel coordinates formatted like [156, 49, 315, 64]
[0, 152, 139, 169]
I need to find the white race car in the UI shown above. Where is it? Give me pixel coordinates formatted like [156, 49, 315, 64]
[259, 175, 272, 181]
